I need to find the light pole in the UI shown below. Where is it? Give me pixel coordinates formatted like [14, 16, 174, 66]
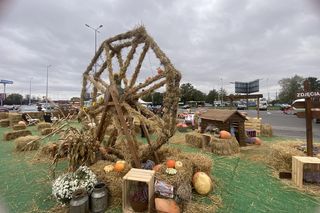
[220, 78, 223, 106]
[29, 78, 32, 105]
[46, 65, 51, 110]
[85, 24, 103, 73]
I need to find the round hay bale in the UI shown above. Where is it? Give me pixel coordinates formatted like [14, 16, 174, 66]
[8, 113, 22, 126]
[15, 135, 40, 152]
[3, 130, 32, 141]
[37, 122, 51, 131]
[13, 123, 26, 130]
[0, 119, 10, 127]
[185, 132, 203, 148]
[41, 128, 53, 135]
[211, 136, 240, 156]
[0, 112, 9, 120]
[90, 160, 131, 207]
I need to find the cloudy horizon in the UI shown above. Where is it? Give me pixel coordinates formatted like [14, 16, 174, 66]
[1, 0, 320, 100]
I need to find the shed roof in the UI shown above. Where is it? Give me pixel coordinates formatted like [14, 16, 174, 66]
[199, 109, 246, 122]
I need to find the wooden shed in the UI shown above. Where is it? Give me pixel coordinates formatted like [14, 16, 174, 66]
[199, 109, 247, 146]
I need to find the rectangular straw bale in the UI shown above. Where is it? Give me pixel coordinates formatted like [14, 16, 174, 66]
[0, 119, 10, 127]
[0, 112, 9, 119]
[3, 130, 32, 141]
[37, 122, 51, 131]
[9, 113, 22, 126]
[185, 132, 203, 148]
[13, 124, 26, 130]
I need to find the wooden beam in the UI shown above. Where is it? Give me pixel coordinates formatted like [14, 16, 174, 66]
[304, 80, 313, 157]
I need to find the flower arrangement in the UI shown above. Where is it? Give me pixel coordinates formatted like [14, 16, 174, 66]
[52, 166, 97, 203]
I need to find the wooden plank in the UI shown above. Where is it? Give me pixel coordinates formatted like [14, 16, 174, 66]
[109, 85, 141, 168]
[304, 81, 313, 157]
[295, 110, 320, 119]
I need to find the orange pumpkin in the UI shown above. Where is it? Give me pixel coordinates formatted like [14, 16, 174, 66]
[166, 160, 176, 168]
[254, 137, 262, 145]
[220, 130, 231, 139]
[155, 198, 180, 213]
[153, 164, 162, 172]
[114, 162, 125, 172]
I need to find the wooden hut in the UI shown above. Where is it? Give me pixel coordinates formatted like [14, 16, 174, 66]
[199, 109, 247, 146]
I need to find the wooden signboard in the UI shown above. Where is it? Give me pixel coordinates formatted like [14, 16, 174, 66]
[293, 80, 320, 156]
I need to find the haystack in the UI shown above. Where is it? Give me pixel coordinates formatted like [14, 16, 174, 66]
[261, 123, 273, 137]
[8, 113, 22, 126]
[3, 130, 32, 141]
[41, 128, 53, 135]
[267, 141, 305, 171]
[15, 135, 40, 152]
[13, 123, 26, 130]
[90, 160, 132, 207]
[0, 119, 10, 127]
[37, 122, 51, 131]
[41, 143, 59, 158]
[211, 136, 240, 156]
[0, 112, 8, 120]
[178, 152, 213, 174]
[185, 132, 203, 148]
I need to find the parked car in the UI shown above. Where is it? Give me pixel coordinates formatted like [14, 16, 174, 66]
[0, 106, 9, 112]
[182, 104, 190, 109]
[237, 103, 247, 110]
[18, 105, 38, 113]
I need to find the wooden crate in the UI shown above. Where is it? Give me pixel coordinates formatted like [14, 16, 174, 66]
[122, 168, 155, 213]
[292, 156, 320, 188]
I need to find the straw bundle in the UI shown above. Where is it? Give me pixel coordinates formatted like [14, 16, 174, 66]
[41, 143, 59, 158]
[37, 122, 51, 131]
[184, 200, 217, 213]
[8, 113, 22, 126]
[185, 132, 203, 148]
[28, 111, 44, 121]
[41, 128, 53, 135]
[12, 123, 26, 130]
[267, 141, 305, 171]
[0, 112, 8, 119]
[179, 152, 213, 174]
[90, 160, 132, 207]
[3, 130, 32, 141]
[0, 119, 10, 127]
[15, 135, 40, 152]
[261, 123, 273, 137]
[211, 136, 240, 156]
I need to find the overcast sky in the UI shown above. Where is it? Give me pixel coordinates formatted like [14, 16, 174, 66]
[0, 0, 320, 100]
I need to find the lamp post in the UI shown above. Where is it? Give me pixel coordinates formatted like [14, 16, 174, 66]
[29, 78, 32, 105]
[46, 65, 51, 110]
[85, 24, 103, 73]
[220, 78, 224, 106]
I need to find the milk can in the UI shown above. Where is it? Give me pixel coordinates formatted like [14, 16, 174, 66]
[70, 189, 89, 213]
[90, 182, 108, 213]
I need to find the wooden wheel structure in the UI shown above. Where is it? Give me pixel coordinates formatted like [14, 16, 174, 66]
[79, 27, 181, 167]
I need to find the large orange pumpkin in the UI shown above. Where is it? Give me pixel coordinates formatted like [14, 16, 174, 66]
[114, 162, 125, 172]
[166, 160, 176, 168]
[220, 130, 231, 139]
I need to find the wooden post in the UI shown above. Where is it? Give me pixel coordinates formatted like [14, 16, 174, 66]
[304, 80, 313, 157]
[257, 97, 260, 119]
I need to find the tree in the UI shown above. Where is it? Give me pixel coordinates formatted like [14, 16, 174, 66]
[180, 83, 195, 103]
[306, 77, 320, 91]
[278, 75, 304, 103]
[4, 93, 23, 105]
[218, 88, 228, 101]
[206, 89, 218, 104]
[142, 92, 164, 105]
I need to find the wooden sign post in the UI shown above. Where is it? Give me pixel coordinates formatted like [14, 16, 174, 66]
[293, 80, 320, 156]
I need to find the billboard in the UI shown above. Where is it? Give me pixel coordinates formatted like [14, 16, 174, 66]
[235, 79, 259, 94]
[0, 80, 13, 84]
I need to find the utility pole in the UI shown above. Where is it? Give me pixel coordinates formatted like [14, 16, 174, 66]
[46, 65, 51, 110]
[85, 24, 103, 73]
[29, 78, 32, 105]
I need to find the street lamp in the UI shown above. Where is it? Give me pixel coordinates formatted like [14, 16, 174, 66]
[46, 65, 51, 110]
[85, 24, 103, 73]
[29, 78, 32, 105]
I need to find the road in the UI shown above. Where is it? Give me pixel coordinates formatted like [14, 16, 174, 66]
[245, 110, 320, 140]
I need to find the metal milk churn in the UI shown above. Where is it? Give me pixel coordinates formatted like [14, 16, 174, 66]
[70, 189, 89, 213]
[90, 182, 108, 213]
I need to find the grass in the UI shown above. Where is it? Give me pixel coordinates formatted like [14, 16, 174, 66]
[0, 124, 320, 212]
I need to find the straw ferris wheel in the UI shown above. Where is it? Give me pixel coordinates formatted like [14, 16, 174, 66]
[80, 26, 181, 167]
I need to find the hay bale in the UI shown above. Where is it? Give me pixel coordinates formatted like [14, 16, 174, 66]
[185, 132, 203, 148]
[211, 136, 240, 156]
[261, 123, 273, 137]
[0, 119, 10, 127]
[90, 160, 131, 207]
[184, 200, 217, 213]
[267, 141, 305, 171]
[37, 122, 51, 131]
[0, 112, 8, 119]
[41, 143, 59, 158]
[3, 130, 32, 141]
[41, 128, 53, 135]
[15, 135, 40, 152]
[13, 123, 26, 130]
[8, 113, 22, 126]
[179, 152, 213, 174]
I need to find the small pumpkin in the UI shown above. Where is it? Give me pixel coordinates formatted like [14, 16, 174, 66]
[18, 121, 26, 126]
[166, 160, 176, 168]
[166, 168, 177, 175]
[153, 164, 162, 172]
[254, 137, 262, 145]
[104, 165, 114, 173]
[219, 130, 231, 139]
[193, 172, 213, 195]
[114, 161, 126, 172]
[175, 161, 183, 169]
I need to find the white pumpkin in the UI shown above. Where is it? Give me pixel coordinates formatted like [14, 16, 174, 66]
[193, 172, 213, 195]
[104, 165, 114, 173]
[88, 122, 96, 128]
[175, 161, 183, 169]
